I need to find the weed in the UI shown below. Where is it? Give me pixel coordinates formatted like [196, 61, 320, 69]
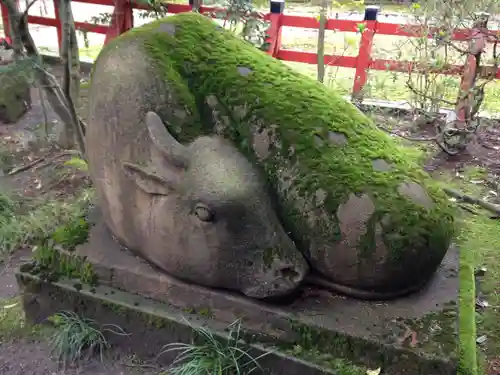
[160, 319, 267, 375]
[284, 344, 366, 375]
[47, 310, 128, 367]
[0, 193, 17, 216]
[51, 217, 90, 250]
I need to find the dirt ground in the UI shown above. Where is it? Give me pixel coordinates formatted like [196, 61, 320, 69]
[0, 61, 500, 374]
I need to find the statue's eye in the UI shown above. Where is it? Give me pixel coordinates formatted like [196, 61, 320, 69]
[194, 204, 214, 222]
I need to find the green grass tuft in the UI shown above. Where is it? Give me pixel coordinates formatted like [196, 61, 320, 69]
[48, 310, 128, 367]
[160, 319, 267, 375]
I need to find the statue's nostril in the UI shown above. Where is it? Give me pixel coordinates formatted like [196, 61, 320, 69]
[280, 267, 301, 283]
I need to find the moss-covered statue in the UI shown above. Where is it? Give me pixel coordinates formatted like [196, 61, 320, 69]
[86, 12, 456, 301]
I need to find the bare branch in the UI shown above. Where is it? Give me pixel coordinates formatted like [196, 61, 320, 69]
[443, 187, 500, 216]
[376, 125, 438, 142]
[405, 75, 457, 107]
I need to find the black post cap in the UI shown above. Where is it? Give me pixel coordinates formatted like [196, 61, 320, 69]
[364, 5, 379, 21]
[270, 0, 285, 14]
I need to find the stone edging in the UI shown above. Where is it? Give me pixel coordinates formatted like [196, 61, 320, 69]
[458, 247, 478, 375]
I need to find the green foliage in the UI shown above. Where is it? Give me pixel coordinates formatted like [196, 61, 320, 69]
[51, 217, 90, 250]
[48, 311, 128, 366]
[161, 319, 266, 375]
[64, 156, 89, 172]
[31, 222, 97, 286]
[0, 192, 17, 218]
[284, 345, 367, 375]
[0, 188, 94, 255]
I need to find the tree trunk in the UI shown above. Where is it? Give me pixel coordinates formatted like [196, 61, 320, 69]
[57, 0, 82, 149]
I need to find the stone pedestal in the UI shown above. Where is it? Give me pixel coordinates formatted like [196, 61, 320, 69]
[16, 215, 460, 375]
[0, 60, 32, 124]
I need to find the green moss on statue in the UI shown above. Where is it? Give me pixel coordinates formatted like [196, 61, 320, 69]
[99, 13, 456, 294]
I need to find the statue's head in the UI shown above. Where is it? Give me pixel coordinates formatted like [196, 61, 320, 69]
[122, 111, 309, 299]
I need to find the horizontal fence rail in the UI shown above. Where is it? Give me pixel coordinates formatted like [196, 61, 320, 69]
[1, 0, 499, 100]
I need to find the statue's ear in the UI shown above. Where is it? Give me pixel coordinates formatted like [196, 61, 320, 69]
[123, 111, 190, 195]
[122, 162, 179, 195]
[145, 111, 189, 169]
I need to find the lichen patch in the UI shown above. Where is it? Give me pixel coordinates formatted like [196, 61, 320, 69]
[237, 66, 252, 77]
[328, 131, 348, 146]
[337, 194, 375, 248]
[252, 129, 272, 161]
[158, 22, 176, 35]
[397, 182, 434, 209]
[315, 188, 327, 206]
[372, 158, 393, 172]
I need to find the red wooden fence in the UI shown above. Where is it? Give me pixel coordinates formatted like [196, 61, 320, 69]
[0, 0, 498, 102]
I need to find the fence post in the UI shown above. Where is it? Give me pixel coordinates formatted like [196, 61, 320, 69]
[265, 0, 284, 57]
[352, 5, 378, 102]
[104, 0, 134, 45]
[189, 0, 203, 12]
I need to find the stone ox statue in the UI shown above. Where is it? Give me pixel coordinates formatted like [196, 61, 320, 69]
[86, 13, 456, 300]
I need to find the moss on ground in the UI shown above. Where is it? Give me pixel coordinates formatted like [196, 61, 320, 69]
[98, 12, 456, 293]
[0, 296, 49, 340]
[0, 297, 26, 340]
[272, 316, 456, 374]
[282, 345, 368, 375]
